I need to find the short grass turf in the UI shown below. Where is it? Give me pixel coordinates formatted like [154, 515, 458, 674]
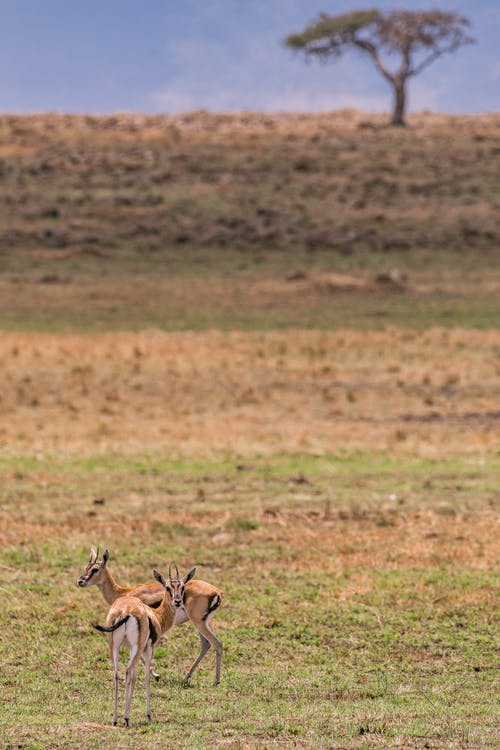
[0, 452, 498, 749]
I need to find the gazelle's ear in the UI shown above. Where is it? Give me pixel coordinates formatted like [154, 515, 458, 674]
[89, 547, 97, 563]
[102, 549, 110, 566]
[183, 567, 196, 584]
[153, 569, 167, 587]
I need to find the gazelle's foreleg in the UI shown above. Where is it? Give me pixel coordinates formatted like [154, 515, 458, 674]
[184, 633, 211, 684]
[188, 617, 223, 685]
[141, 655, 160, 681]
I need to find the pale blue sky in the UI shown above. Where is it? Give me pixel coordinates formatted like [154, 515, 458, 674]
[0, 0, 498, 115]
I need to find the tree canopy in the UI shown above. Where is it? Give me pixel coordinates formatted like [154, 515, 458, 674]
[285, 9, 474, 125]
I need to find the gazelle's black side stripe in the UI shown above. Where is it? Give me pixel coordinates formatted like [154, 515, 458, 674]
[148, 617, 159, 644]
[149, 598, 163, 609]
[202, 594, 221, 620]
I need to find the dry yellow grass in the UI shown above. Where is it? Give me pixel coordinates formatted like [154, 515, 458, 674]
[1, 328, 498, 457]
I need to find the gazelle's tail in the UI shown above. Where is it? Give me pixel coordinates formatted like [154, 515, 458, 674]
[93, 614, 130, 633]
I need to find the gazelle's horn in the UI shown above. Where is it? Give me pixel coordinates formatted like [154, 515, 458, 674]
[168, 564, 172, 581]
[95, 545, 100, 560]
[174, 563, 179, 579]
[89, 546, 96, 563]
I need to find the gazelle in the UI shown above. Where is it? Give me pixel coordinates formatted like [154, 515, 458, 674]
[78, 548, 223, 685]
[93, 568, 172, 726]
[163, 563, 223, 686]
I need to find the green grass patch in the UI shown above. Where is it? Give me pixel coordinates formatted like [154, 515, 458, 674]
[0, 562, 497, 749]
[0, 450, 498, 747]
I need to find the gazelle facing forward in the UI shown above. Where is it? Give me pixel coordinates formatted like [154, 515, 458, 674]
[164, 563, 223, 685]
[79, 548, 223, 684]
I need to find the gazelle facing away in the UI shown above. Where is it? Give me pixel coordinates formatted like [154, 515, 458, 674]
[78, 548, 223, 685]
[93, 569, 173, 727]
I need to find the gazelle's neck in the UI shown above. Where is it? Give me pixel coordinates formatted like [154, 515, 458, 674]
[98, 567, 129, 604]
[156, 594, 175, 634]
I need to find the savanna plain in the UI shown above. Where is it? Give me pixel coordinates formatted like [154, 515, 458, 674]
[0, 111, 499, 749]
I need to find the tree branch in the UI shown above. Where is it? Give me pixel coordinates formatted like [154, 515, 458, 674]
[353, 39, 395, 84]
[410, 41, 465, 76]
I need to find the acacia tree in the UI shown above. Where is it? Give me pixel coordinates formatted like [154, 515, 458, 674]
[284, 9, 474, 126]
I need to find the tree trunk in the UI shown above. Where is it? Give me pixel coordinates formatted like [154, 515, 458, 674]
[391, 79, 407, 126]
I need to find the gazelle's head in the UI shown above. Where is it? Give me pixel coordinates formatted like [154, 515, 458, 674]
[153, 564, 196, 609]
[77, 546, 110, 587]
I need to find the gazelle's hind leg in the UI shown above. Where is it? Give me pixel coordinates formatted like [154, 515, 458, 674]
[124, 644, 139, 727]
[143, 641, 153, 723]
[110, 636, 120, 726]
[123, 617, 147, 727]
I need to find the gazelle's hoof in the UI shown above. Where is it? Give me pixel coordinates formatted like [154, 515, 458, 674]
[147, 714, 152, 723]
[124, 718, 130, 728]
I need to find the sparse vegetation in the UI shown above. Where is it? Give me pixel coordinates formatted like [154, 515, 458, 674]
[0, 111, 499, 331]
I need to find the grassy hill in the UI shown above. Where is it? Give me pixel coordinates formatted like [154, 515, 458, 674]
[0, 110, 499, 330]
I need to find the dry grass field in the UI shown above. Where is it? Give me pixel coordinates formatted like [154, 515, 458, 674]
[0, 112, 499, 749]
[0, 328, 499, 457]
[1, 110, 499, 330]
